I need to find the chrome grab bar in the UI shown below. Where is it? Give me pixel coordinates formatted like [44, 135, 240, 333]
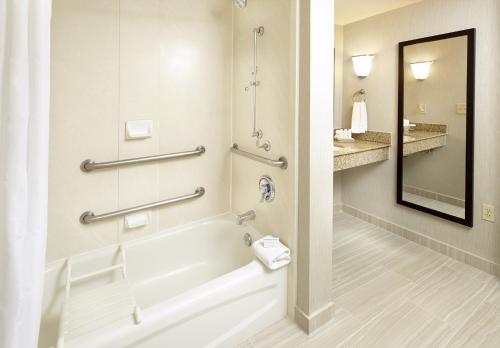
[81, 146, 206, 172]
[230, 143, 287, 169]
[80, 187, 205, 225]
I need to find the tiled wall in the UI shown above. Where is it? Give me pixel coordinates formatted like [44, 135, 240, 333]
[231, 0, 295, 260]
[48, 0, 233, 261]
[231, 0, 297, 317]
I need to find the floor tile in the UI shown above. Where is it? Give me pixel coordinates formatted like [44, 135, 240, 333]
[332, 264, 387, 299]
[484, 282, 500, 308]
[298, 308, 363, 348]
[232, 339, 255, 348]
[250, 319, 308, 348]
[407, 266, 498, 328]
[446, 302, 500, 347]
[332, 232, 383, 264]
[341, 301, 454, 348]
[383, 242, 448, 282]
[369, 232, 410, 254]
[446, 258, 485, 279]
[335, 270, 413, 322]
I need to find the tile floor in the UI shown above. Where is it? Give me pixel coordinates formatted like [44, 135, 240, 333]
[240, 212, 500, 348]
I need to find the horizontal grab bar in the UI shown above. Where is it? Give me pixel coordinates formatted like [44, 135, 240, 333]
[230, 143, 287, 169]
[80, 187, 205, 225]
[81, 146, 206, 172]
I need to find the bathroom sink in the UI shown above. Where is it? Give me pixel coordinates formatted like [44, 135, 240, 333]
[403, 135, 416, 142]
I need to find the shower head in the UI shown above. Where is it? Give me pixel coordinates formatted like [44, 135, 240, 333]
[234, 0, 247, 9]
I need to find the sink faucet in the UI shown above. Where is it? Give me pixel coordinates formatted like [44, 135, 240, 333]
[237, 210, 256, 225]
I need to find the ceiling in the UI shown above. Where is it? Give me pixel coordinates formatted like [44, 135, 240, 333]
[335, 0, 424, 25]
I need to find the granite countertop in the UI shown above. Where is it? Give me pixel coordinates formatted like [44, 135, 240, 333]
[404, 130, 447, 143]
[403, 123, 448, 156]
[334, 131, 391, 172]
[334, 139, 390, 157]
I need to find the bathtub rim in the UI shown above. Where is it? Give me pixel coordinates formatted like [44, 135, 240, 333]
[44, 211, 258, 272]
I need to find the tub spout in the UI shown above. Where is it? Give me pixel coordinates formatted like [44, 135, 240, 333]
[237, 210, 256, 225]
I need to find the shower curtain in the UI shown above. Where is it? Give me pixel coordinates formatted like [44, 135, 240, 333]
[0, 1, 52, 347]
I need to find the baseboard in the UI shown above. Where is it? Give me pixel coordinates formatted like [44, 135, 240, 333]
[294, 302, 335, 334]
[338, 203, 500, 278]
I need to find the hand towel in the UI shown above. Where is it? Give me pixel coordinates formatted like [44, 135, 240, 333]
[252, 236, 291, 270]
[351, 101, 368, 134]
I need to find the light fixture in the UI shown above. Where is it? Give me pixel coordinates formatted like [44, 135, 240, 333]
[410, 61, 433, 80]
[352, 55, 374, 78]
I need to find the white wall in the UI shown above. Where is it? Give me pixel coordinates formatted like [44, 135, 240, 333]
[49, 0, 232, 261]
[333, 175, 343, 207]
[295, 0, 335, 332]
[340, 0, 500, 264]
[334, 25, 344, 129]
[333, 25, 344, 206]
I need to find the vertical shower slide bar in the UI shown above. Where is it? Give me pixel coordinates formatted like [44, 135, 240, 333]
[247, 26, 271, 151]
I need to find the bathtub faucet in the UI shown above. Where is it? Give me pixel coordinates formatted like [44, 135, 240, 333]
[237, 210, 256, 225]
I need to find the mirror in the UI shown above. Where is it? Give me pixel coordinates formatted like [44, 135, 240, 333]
[397, 29, 475, 227]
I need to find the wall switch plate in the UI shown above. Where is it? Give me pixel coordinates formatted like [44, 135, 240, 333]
[418, 103, 428, 114]
[482, 204, 495, 223]
[456, 103, 467, 115]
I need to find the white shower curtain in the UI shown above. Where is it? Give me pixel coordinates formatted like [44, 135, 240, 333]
[0, 1, 52, 347]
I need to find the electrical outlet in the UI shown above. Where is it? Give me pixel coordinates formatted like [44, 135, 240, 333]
[482, 204, 495, 223]
[418, 103, 428, 114]
[456, 103, 467, 115]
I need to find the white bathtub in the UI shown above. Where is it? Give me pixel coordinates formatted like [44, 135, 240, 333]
[39, 214, 287, 348]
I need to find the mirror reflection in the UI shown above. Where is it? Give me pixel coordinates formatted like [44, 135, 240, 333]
[398, 30, 474, 225]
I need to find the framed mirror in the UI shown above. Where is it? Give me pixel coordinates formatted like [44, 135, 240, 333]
[397, 29, 475, 227]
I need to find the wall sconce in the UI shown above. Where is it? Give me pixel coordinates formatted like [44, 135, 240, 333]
[352, 55, 374, 78]
[410, 61, 433, 80]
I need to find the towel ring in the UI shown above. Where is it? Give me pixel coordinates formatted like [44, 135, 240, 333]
[353, 89, 366, 102]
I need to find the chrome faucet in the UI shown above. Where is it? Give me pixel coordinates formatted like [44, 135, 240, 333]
[237, 210, 256, 225]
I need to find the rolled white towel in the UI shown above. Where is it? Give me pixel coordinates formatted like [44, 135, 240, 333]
[252, 236, 291, 270]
